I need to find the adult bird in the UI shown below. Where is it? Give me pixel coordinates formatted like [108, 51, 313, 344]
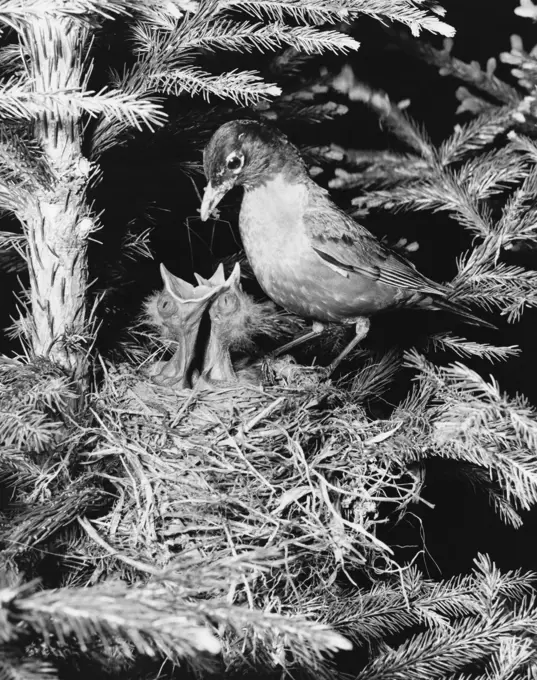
[200, 119, 490, 372]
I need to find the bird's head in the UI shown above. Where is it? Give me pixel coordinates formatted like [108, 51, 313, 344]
[200, 119, 306, 221]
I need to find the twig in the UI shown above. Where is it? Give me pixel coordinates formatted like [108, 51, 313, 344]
[78, 516, 161, 576]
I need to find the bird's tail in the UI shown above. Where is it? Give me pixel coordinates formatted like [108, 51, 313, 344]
[433, 296, 497, 330]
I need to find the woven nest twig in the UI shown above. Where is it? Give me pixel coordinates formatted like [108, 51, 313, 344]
[83, 360, 421, 586]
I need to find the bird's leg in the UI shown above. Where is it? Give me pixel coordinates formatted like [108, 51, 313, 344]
[326, 317, 371, 376]
[272, 321, 326, 357]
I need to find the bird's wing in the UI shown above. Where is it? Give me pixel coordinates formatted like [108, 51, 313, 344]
[305, 201, 445, 297]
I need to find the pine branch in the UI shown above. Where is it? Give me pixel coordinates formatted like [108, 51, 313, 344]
[353, 556, 536, 680]
[332, 69, 436, 161]
[0, 448, 44, 495]
[0, 356, 77, 451]
[153, 65, 282, 105]
[183, 599, 352, 671]
[439, 109, 515, 165]
[0, 0, 134, 27]
[353, 0, 454, 37]
[453, 259, 537, 321]
[397, 35, 521, 105]
[0, 84, 166, 131]
[121, 225, 154, 262]
[404, 351, 537, 513]
[0, 44, 23, 75]
[355, 145, 527, 239]
[133, 19, 360, 55]
[329, 152, 429, 191]
[268, 100, 348, 125]
[220, 0, 454, 36]
[325, 557, 536, 658]
[0, 355, 76, 410]
[0, 404, 63, 452]
[428, 333, 520, 363]
[6, 4, 537, 678]
[2, 476, 110, 555]
[457, 150, 528, 202]
[339, 100, 537, 319]
[0, 181, 35, 214]
[0, 75, 48, 121]
[326, 573, 478, 645]
[349, 350, 402, 401]
[70, 87, 166, 131]
[354, 172, 494, 238]
[0, 125, 53, 188]
[500, 31, 537, 93]
[462, 464, 524, 528]
[87, 63, 157, 158]
[496, 165, 537, 251]
[473, 554, 535, 606]
[219, 0, 363, 26]
[0, 576, 351, 675]
[357, 611, 530, 680]
[3, 581, 221, 669]
[508, 132, 537, 164]
[486, 637, 535, 680]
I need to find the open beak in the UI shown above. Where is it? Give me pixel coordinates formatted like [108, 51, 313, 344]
[200, 181, 231, 222]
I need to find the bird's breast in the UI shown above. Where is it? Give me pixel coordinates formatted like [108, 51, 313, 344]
[239, 178, 394, 322]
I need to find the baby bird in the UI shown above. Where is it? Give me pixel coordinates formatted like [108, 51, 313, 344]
[195, 263, 243, 385]
[145, 264, 226, 389]
[200, 119, 491, 371]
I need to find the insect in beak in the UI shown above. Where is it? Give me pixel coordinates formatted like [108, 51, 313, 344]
[200, 180, 234, 221]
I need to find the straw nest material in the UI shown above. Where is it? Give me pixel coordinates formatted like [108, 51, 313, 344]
[89, 350, 420, 582]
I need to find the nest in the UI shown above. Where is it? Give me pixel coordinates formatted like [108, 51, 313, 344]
[88, 352, 420, 584]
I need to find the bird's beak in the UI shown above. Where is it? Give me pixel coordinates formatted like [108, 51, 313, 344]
[200, 181, 231, 222]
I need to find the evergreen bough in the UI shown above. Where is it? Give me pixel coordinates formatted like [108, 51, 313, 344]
[2, 1, 537, 679]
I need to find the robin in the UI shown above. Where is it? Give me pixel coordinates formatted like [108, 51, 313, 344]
[200, 119, 491, 372]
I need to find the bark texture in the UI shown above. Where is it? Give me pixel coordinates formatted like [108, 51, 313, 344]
[23, 17, 93, 378]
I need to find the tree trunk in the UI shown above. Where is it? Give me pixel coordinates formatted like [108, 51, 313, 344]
[22, 17, 93, 381]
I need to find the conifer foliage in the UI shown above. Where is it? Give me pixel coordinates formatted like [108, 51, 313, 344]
[3, 1, 537, 680]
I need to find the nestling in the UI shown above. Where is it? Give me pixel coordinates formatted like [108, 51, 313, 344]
[200, 119, 491, 371]
[145, 261, 305, 389]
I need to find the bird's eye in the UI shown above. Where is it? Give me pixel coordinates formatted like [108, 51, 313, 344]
[226, 154, 243, 172]
[157, 295, 176, 317]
